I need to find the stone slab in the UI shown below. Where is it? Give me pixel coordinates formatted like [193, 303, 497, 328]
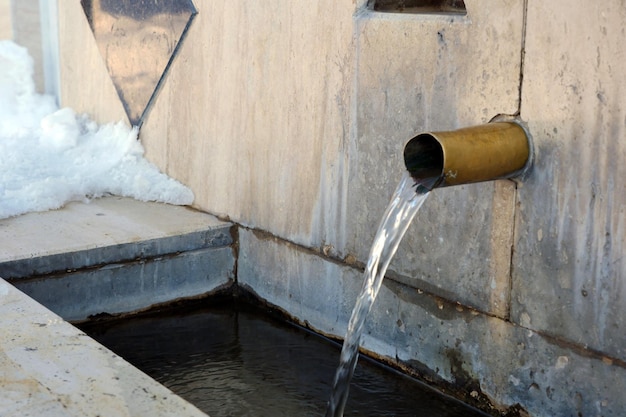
[0, 278, 208, 417]
[0, 197, 235, 321]
[0, 197, 233, 278]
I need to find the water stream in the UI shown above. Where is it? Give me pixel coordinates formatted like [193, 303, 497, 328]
[325, 171, 434, 417]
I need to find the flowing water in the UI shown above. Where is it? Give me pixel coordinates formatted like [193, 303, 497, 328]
[325, 171, 433, 417]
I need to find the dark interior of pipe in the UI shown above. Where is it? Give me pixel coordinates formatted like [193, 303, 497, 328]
[403, 133, 444, 191]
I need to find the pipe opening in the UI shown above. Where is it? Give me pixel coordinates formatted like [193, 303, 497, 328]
[403, 133, 444, 191]
[403, 120, 533, 191]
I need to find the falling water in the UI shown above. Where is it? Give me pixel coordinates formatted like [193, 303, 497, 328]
[325, 171, 434, 417]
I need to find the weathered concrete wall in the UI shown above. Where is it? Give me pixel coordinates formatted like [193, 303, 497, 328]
[347, 4, 523, 317]
[514, 1, 626, 363]
[53, 0, 626, 415]
[140, 0, 360, 247]
[117, 0, 522, 328]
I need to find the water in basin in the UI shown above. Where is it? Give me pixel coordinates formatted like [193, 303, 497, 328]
[79, 298, 488, 417]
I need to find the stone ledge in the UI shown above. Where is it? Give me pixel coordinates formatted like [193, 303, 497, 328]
[0, 197, 235, 321]
[0, 278, 209, 417]
[0, 197, 233, 279]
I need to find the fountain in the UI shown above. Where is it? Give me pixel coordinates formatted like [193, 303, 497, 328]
[326, 116, 533, 416]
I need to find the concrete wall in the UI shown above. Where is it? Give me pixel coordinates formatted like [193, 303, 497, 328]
[52, 0, 626, 416]
[516, 2, 626, 362]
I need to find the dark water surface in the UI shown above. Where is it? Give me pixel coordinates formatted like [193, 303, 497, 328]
[79, 301, 488, 417]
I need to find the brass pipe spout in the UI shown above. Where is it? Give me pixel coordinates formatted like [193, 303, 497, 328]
[403, 115, 533, 191]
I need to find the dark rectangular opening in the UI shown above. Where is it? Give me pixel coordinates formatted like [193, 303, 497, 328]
[373, 0, 467, 14]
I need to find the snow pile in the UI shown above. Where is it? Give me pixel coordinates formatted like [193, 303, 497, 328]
[0, 41, 194, 219]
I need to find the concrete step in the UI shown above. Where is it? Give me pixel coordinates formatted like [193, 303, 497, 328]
[0, 279, 209, 417]
[0, 197, 235, 321]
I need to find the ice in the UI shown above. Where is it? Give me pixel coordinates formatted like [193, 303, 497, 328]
[0, 41, 194, 219]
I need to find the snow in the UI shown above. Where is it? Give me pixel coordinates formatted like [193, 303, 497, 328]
[0, 41, 194, 219]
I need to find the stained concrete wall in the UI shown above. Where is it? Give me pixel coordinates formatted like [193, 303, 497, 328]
[515, 2, 626, 362]
[44, 0, 626, 415]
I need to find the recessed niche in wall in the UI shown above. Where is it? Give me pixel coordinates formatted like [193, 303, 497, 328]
[373, 0, 466, 14]
[81, 0, 197, 127]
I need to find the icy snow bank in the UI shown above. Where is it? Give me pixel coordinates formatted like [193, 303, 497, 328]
[0, 41, 194, 219]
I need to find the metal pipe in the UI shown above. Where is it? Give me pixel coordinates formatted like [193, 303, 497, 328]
[403, 115, 533, 191]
